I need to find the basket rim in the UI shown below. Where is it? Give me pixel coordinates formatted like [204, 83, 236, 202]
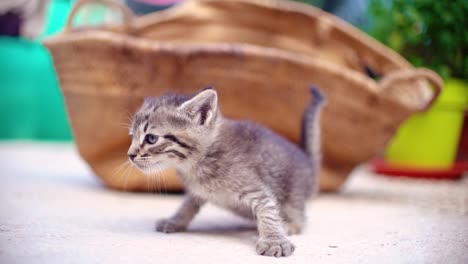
[59, 0, 412, 72]
[133, 0, 412, 70]
[44, 30, 424, 113]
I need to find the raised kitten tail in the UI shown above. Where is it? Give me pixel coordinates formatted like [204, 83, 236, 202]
[301, 86, 326, 175]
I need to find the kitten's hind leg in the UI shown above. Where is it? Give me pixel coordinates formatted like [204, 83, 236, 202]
[156, 194, 205, 233]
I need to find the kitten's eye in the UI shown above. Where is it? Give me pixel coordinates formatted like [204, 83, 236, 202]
[145, 134, 158, 144]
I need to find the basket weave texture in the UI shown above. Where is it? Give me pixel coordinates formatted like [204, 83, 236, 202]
[44, 0, 443, 192]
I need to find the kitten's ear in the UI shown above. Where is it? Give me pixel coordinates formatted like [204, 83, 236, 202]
[179, 88, 218, 125]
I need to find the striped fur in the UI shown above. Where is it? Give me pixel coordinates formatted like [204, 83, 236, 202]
[128, 87, 325, 257]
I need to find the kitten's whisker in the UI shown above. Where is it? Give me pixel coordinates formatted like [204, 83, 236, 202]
[146, 163, 162, 194]
[122, 162, 133, 192]
[155, 164, 163, 195]
[153, 171, 158, 194]
[149, 165, 156, 193]
[119, 122, 132, 129]
[155, 163, 168, 196]
[156, 171, 161, 195]
[146, 165, 151, 192]
[112, 161, 129, 177]
[112, 161, 130, 188]
[150, 166, 154, 193]
[148, 164, 157, 193]
[125, 110, 134, 123]
[118, 162, 129, 191]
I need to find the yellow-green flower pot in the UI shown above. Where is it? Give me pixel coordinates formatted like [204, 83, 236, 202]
[385, 78, 468, 169]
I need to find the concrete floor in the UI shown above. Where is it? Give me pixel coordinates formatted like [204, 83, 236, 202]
[0, 142, 467, 264]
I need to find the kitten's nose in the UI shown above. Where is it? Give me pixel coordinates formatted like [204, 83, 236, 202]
[128, 154, 137, 161]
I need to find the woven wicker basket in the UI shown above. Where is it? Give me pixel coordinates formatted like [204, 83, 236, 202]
[44, 0, 442, 192]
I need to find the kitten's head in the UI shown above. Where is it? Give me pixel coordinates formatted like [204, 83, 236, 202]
[127, 88, 219, 174]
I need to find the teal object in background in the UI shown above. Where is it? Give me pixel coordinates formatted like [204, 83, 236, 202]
[0, 0, 72, 140]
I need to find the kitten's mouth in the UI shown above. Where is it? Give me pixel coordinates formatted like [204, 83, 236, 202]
[132, 161, 165, 175]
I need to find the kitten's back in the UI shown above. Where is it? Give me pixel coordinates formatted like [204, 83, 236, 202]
[208, 119, 316, 202]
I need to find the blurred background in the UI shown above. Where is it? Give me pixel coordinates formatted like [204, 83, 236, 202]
[1, 0, 466, 177]
[1, 2, 467, 262]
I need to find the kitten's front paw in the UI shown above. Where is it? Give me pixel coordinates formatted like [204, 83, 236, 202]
[256, 236, 295, 257]
[155, 218, 186, 233]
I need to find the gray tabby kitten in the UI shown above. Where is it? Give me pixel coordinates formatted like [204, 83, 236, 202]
[128, 87, 325, 257]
